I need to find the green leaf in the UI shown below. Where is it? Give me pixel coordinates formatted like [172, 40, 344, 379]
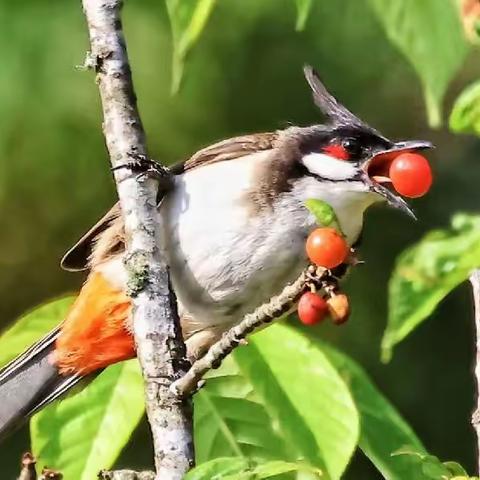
[382, 214, 480, 361]
[319, 340, 431, 480]
[391, 449, 473, 479]
[305, 199, 336, 226]
[0, 296, 74, 368]
[31, 360, 144, 480]
[195, 323, 359, 480]
[421, 459, 451, 479]
[185, 457, 322, 480]
[166, 0, 217, 94]
[444, 462, 469, 476]
[367, 0, 468, 127]
[185, 458, 250, 480]
[295, 0, 313, 31]
[305, 199, 342, 233]
[449, 80, 480, 135]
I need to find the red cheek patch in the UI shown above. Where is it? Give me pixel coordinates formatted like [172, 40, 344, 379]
[323, 144, 350, 160]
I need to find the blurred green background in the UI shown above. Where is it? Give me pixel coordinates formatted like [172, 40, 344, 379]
[0, 0, 479, 477]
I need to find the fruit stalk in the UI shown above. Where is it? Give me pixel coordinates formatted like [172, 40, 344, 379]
[171, 266, 328, 397]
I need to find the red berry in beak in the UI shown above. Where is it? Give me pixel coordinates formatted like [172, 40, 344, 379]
[389, 153, 433, 198]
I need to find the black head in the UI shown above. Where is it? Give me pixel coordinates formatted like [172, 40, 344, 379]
[297, 65, 434, 217]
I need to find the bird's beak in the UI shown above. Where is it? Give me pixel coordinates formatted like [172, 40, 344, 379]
[362, 140, 434, 219]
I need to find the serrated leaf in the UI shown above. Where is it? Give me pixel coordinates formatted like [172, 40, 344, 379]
[186, 457, 321, 480]
[449, 80, 480, 135]
[295, 0, 313, 31]
[195, 324, 359, 480]
[367, 0, 468, 127]
[319, 340, 432, 480]
[31, 360, 144, 480]
[0, 296, 74, 368]
[166, 0, 217, 94]
[382, 213, 480, 361]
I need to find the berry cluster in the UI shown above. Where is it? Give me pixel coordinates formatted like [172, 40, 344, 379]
[298, 228, 350, 326]
[298, 151, 432, 326]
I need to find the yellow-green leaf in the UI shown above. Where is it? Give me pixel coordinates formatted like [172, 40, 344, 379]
[195, 324, 359, 480]
[295, 0, 313, 31]
[0, 296, 74, 368]
[449, 80, 480, 135]
[319, 340, 431, 480]
[382, 214, 480, 361]
[31, 360, 144, 480]
[166, 0, 217, 94]
[367, 0, 468, 127]
[185, 457, 322, 480]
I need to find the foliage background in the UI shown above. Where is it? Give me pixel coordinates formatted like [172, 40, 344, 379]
[0, 0, 479, 478]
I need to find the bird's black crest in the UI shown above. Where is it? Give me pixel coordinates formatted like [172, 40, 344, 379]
[303, 65, 381, 137]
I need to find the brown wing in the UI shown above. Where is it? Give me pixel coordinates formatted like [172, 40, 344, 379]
[60, 203, 122, 271]
[171, 132, 277, 173]
[61, 132, 278, 272]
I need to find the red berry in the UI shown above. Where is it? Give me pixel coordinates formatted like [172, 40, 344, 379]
[297, 292, 328, 325]
[306, 227, 349, 269]
[389, 153, 432, 198]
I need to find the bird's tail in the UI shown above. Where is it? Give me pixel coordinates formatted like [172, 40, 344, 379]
[0, 326, 83, 439]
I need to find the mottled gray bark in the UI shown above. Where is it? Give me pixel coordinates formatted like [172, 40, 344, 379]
[470, 269, 480, 475]
[99, 470, 155, 480]
[81, 1, 194, 479]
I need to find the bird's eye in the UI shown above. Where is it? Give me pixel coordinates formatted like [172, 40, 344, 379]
[341, 138, 362, 158]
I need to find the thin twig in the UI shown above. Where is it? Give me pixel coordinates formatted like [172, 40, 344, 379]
[39, 468, 63, 480]
[171, 266, 327, 397]
[81, 1, 193, 479]
[470, 269, 480, 474]
[17, 453, 37, 480]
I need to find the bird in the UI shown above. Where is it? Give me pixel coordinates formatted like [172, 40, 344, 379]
[0, 65, 432, 439]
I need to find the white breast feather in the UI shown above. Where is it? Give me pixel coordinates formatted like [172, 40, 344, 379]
[159, 152, 377, 327]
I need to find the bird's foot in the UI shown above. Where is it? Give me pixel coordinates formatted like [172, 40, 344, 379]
[112, 153, 172, 186]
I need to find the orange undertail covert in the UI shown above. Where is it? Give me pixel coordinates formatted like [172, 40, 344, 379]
[54, 272, 135, 375]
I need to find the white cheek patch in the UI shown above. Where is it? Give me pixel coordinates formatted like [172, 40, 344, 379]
[302, 152, 359, 181]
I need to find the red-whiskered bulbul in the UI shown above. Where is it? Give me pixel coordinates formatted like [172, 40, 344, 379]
[0, 66, 432, 439]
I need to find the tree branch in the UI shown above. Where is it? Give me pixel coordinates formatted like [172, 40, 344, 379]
[81, 1, 193, 478]
[470, 269, 480, 474]
[99, 470, 155, 480]
[171, 266, 327, 397]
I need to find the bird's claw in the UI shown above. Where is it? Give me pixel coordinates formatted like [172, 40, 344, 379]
[111, 153, 172, 185]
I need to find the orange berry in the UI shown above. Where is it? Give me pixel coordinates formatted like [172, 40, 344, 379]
[306, 228, 349, 269]
[327, 293, 350, 325]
